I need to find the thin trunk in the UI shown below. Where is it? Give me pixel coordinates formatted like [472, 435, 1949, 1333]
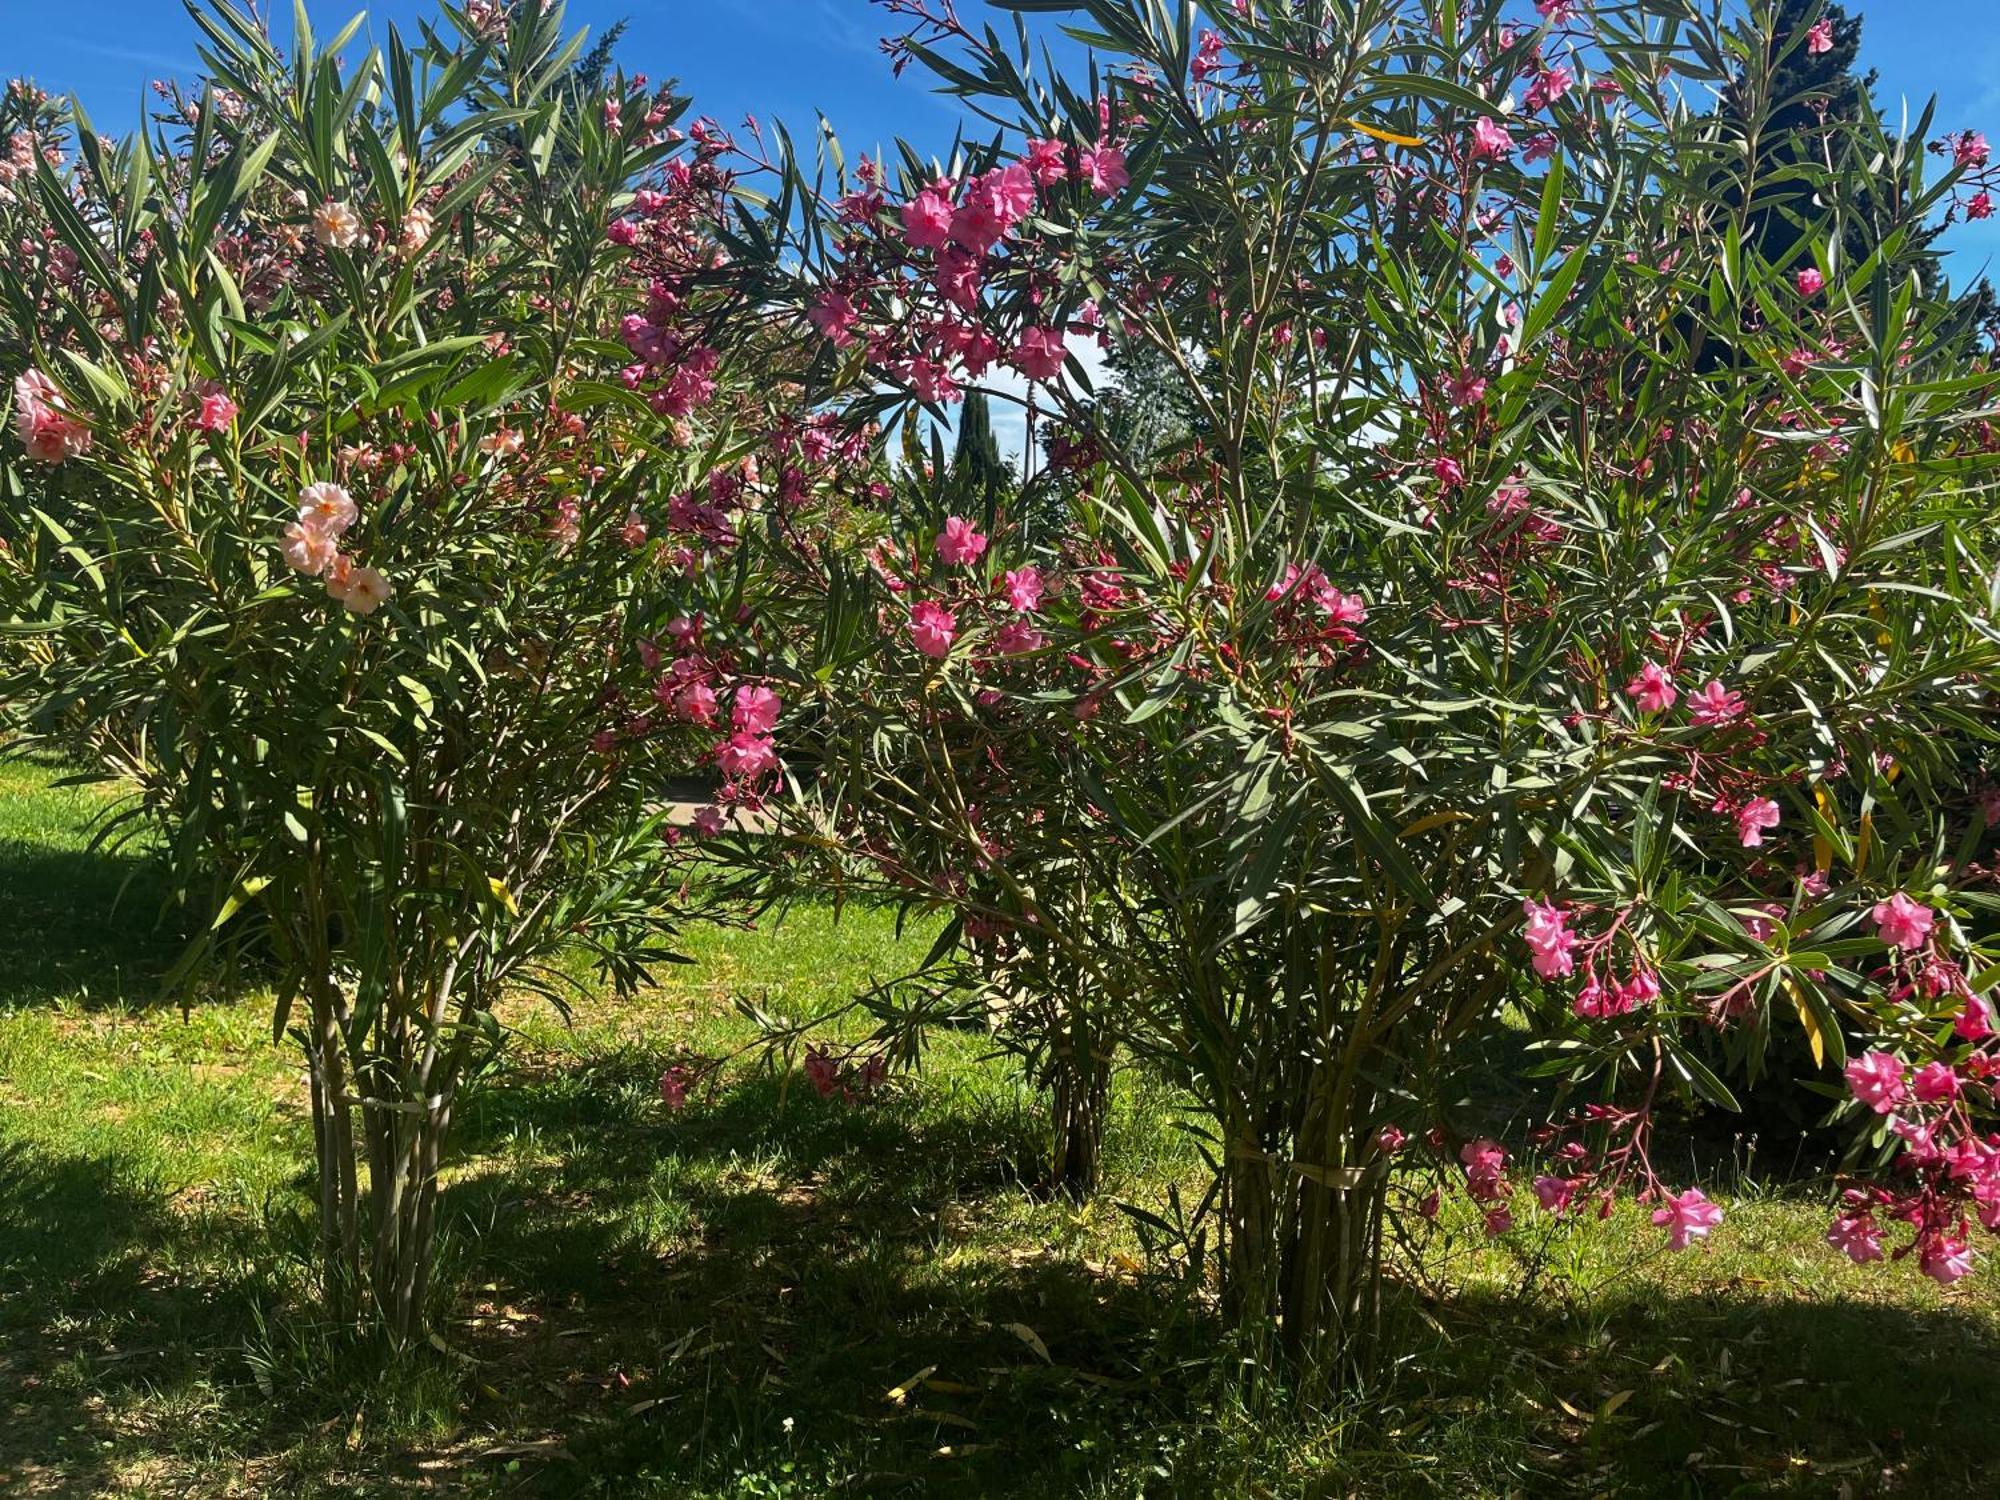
[1047, 1044, 1110, 1201]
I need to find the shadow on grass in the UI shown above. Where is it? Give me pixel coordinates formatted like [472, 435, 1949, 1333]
[0, 836, 183, 1010]
[434, 1052, 2000, 1498]
[435, 1054, 1206, 1496]
[7, 1041, 2000, 1497]
[0, 1141, 273, 1494]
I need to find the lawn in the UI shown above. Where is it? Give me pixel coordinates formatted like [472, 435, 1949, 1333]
[1, 752, 1996, 1497]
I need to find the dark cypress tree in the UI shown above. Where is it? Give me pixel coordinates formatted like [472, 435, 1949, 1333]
[1717, 1, 1993, 336]
[950, 388, 1009, 510]
[1719, 0, 1873, 277]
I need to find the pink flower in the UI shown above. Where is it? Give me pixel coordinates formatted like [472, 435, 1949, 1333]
[1522, 897, 1577, 979]
[675, 681, 720, 726]
[1953, 131, 1990, 170]
[658, 1066, 690, 1110]
[949, 196, 1007, 253]
[1805, 18, 1835, 55]
[1444, 370, 1487, 407]
[1957, 997, 1995, 1042]
[1687, 680, 1745, 727]
[969, 163, 1036, 227]
[1625, 660, 1677, 713]
[716, 731, 779, 782]
[1736, 797, 1781, 848]
[297, 481, 359, 537]
[808, 290, 859, 347]
[900, 187, 954, 251]
[1533, 1174, 1577, 1216]
[192, 385, 239, 432]
[1081, 144, 1128, 196]
[1461, 1138, 1509, 1204]
[1912, 1061, 1960, 1103]
[1470, 117, 1512, 161]
[1844, 1051, 1907, 1115]
[732, 685, 782, 735]
[993, 619, 1044, 656]
[1374, 1125, 1408, 1155]
[1920, 1237, 1975, 1286]
[934, 246, 984, 309]
[326, 560, 392, 616]
[909, 599, 957, 658]
[936, 515, 989, 567]
[1825, 1213, 1882, 1264]
[280, 521, 338, 576]
[804, 1046, 840, 1098]
[1483, 1205, 1515, 1236]
[1432, 455, 1466, 488]
[691, 805, 726, 839]
[1013, 326, 1068, 381]
[1871, 892, 1935, 952]
[12, 369, 92, 464]
[1461, 1137, 1507, 1178]
[1024, 138, 1069, 184]
[1002, 567, 1044, 612]
[1796, 267, 1824, 297]
[1651, 1187, 1723, 1250]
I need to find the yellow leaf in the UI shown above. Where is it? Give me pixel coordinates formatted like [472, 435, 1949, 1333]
[1789, 978, 1826, 1069]
[885, 1365, 937, 1405]
[1599, 1389, 1635, 1419]
[1002, 1323, 1052, 1364]
[487, 876, 519, 916]
[1854, 808, 1873, 874]
[1813, 785, 1836, 875]
[1346, 118, 1424, 148]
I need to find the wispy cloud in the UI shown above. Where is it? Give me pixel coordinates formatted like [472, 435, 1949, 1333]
[43, 38, 191, 76]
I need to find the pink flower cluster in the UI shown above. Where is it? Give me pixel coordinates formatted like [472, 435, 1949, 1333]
[890, 517, 1052, 665]
[803, 133, 1127, 410]
[1835, 1046, 2000, 1285]
[642, 613, 783, 802]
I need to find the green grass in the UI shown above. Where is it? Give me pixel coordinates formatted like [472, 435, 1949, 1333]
[2, 752, 1997, 1497]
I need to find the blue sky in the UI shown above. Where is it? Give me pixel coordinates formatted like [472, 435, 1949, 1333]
[18, 0, 2000, 276]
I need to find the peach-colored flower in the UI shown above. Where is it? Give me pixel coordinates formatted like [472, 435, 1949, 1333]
[399, 206, 433, 252]
[326, 557, 392, 615]
[312, 199, 364, 250]
[281, 521, 339, 576]
[479, 427, 524, 457]
[297, 481, 358, 535]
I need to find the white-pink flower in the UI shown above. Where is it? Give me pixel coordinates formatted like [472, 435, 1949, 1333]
[12, 368, 92, 464]
[312, 199, 365, 250]
[281, 521, 339, 577]
[325, 557, 392, 615]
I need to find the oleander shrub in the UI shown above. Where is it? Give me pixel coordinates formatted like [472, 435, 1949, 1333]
[739, 0, 2000, 1387]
